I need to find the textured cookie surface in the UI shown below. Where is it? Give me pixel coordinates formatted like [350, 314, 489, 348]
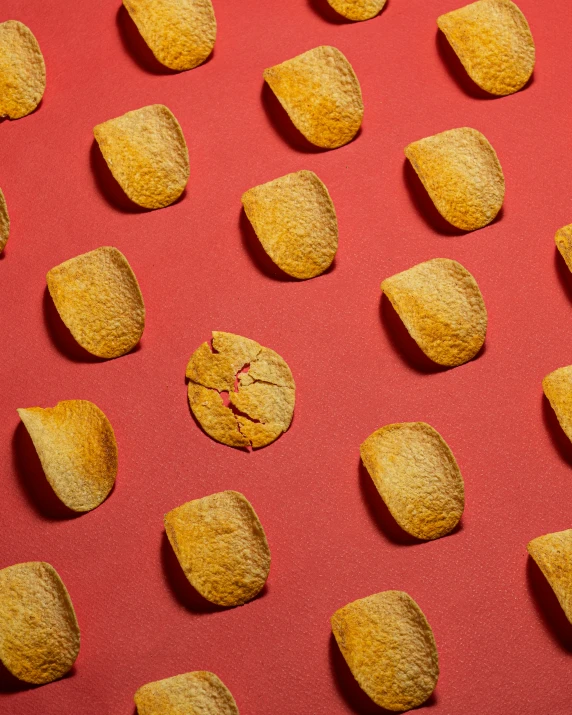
[405, 127, 504, 231]
[438, 0, 535, 96]
[123, 0, 216, 71]
[331, 591, 439, 712]
[327, 0, 386, 21]
[17, 400, 117, 512]
[186, 332, 295, 448]
[0, 562, 80, 684]
[543, 366, 572, 444]
[528, 530, 572, 624]
[165, 491, 271, 607]
[360, 422, 464, 540]
[93, 104, 189, 209]
[0, 21, 45, 119]
[264, 46, 363, 149]
[242, 170, 338, 279]
[381, 258, 487, 367]
[555, 224, 572, 274]
[134, 671, 239, 714]
[47, 246, 145, 359]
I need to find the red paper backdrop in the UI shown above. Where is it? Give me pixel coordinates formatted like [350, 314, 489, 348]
[1, 0, 572, 712]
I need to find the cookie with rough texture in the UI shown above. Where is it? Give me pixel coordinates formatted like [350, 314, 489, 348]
[405, 127, 504, 231]
[331, 591, 439, 712]
[0, 188, 9, 252]
[186, 332, 295, 448]
[135, 671, 239, 714]
[242, 170, 338, 279]
[47, 246, 145, 359]
[528, 530, 572, 624]
[543, 366, 572, 444]
[438, 0, 535, 96]
[555, 224, 572, 273]
[264, 46, 363, 149]
[327, 0, 386, 21]
[0, 562, 80, 684]
[17, 400, 117, 512]
[165, 491, 271, 607]
[361, 422, 464, 540]
[381, 258, 487, 367]
[0, 21, 45, 119]
[93, 104, 189, 209]
[123, 0, 216, 71]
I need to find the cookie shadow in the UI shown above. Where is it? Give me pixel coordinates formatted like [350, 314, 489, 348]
[90, 139, 187, 213]
[239, 207, 337, 282]
[403, 159, 504, 237]
[261, 83, 362, 153]
[0, 661, 76, 694]
[360, 460, 432, 546]
[12, 422, 82, 521]
[43, 287, 110, 363]
[116, 5, 180, 75]
[89, 139, 150, 214]
[436, 30, 534, 99]
[239, 207, 298, 282]
[542, 394, 572, 467]
[527, 556, 572, 652]
[329, 633, 437, 713]
[436, 30, 495, 100]
[0, 660, 38, 694]
[308, 0, 388, 24]
[0, 100, 44, 127]
[555, 248, 572, 304]
[403, 159, 466, 237]
[161, 532, 226, 613]
[307, 0, 353, 24]
[161, 531, 268, 613]
[379, 294, 460, 374]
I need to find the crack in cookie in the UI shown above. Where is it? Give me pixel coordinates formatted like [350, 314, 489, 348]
[186, 332, 295, 449]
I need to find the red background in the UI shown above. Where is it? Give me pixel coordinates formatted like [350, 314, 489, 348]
[1, 0, 572, 712]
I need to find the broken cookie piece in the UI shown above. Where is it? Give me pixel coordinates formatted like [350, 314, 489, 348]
[186, 332, 295, 449]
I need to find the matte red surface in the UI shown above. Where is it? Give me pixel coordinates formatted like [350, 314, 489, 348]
[1, 0, 572, 712]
